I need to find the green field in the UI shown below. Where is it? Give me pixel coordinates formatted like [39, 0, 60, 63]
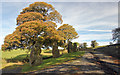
[1, 49, 85, 72]
[1, 49, 52, 69]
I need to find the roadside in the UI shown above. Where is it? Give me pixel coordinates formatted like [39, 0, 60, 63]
[1, 51, 84, 73]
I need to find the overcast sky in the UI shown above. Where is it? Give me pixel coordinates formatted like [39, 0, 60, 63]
[0, 0, 119, 48]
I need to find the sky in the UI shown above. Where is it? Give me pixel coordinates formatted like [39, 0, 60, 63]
[0, 0, 119, 48]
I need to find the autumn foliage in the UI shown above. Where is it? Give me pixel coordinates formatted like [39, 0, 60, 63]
[58, 24, 79, 41]
[20, 2, 63, 24]
[1, 2, 78, 65]
[17, 12, 44, 25]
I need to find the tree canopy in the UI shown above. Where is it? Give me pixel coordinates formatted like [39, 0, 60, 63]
[2, 30, 22, 51]
[58, 24, 79, 41]
[17, 12, 44, 25]
[20, 2, 63, 24]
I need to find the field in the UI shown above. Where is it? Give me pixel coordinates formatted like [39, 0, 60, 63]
[1, 49, 84, 72]
[1, 49, 30, 69]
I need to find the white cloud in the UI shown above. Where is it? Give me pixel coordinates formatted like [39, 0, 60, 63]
[74, 22, 118, 31]
[53, 2, 118, 33]
[88, 30, 111, 32]
[72, 33, 112, 46]
[61, 2, 118, 24]
[80, 33, 112, 40]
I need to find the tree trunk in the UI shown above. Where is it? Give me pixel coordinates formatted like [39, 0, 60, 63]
[73, 43, 77, 52]
[52, 42, 60, 58]
[29, 46, 42, 66]
[67, 41, 73, 53]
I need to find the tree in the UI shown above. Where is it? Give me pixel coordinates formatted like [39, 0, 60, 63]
[112, 27, 120, 44]
[18, 2, 63, 58]
[17, 21, 63, 65]
[73, 42, 79, 47]
[42, 22, 64, 58]
[83, 42, 87, 49]
[67, 41, 73, 53]
[2, 2, 63, 65]
[58, 24, 78, 53]
[73, 43, 77, 52]
[91, 40, 98, 48]
[13, 21, 48, 65]
[58, 24, 78, 42]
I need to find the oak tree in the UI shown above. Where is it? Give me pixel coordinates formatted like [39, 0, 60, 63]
[2, 2, 63, 65]
[58, 24, 78, 42]
[18, 2, 63, 58]
[58, 24, 78, 53]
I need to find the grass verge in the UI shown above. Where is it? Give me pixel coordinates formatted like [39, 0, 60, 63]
[1, 50, 84, 73]
[21, 51, 85, 72]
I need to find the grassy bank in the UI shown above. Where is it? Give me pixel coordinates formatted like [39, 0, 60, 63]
[21, 51, 85, 72]
[1, 49, 84, 72]
[1, 49, 52, 69]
